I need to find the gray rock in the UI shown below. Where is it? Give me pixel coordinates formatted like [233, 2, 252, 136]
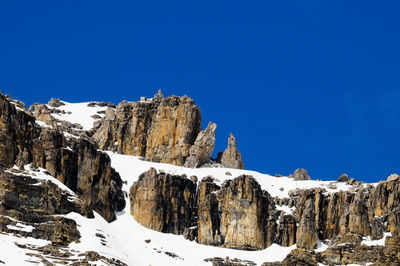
[289, 168, 311, 181]
[48, 98, 65, 107]
[217, 133, 244, 169]
[184, 122, 217, 168]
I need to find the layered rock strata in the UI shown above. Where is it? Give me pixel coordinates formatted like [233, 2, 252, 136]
[91, 90, 204, 166]
[130, 167, 197, 234]
[130, 168, 400, 264]
[0, 92, 125, 222]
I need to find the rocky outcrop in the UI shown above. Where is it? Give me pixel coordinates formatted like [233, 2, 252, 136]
[130, 168, 197, 234]
[0, 92, 125, 222]
[217, 133, 244, 169]
[289, 168, 311, 180]
[91, 90, 204, 166]
[337, 173, 350, 182]
[184, 122, 217, 168]
[369, 175, 400, 217]
[0, 170, 92, 245]
[197, 175, 274, 250]
[130, 173, 277, 250]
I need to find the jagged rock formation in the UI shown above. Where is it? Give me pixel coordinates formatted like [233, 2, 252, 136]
[3, 89, 400, 265]
[131, 173, 277, 250]
[91, 90, 205, 166]
[184, 122, 217, 168]
[217, 133, 244, 169]
[0, 92, 125, 222]
[130, 168, 197, 234]
[289, 168, 311, 180]
[129, 166, 400, 264]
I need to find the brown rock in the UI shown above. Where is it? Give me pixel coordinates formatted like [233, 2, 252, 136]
[296, 198, 318, 250]
[130, 168, 197, 234]
[92, 92, 202, 166]
[0, 92, 125, 222]
[337, 173, 350, 182]
[369, 176, 400, 216]
[198, 175, 273, 250]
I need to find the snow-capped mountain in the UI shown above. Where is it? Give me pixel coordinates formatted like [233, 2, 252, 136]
[0, 90, 399, 265]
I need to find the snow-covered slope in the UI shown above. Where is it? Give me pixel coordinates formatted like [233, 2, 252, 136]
[2, 151, 381, 265]
[47, 101, 110, 131]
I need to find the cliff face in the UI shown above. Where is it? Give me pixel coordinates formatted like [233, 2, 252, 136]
[91, 91, 204, 166]
[129, 168, 400, 265]
[0, 92, 125, 222]
[131, 172, 277, 250]
[130, 167, 197, 234]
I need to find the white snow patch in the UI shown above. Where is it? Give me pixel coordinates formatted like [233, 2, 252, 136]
[47, 101, 109, 131]
[106, 152, 354, 198]
[276, 205, 295, 214]
[362, 232, 392, 246]
[6, 165, 75, 195]
[7, 223, 34, 233]
[35, 120, 51, 128]
[0, 232, 51, 265]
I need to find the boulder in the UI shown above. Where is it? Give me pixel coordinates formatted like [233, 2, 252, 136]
[289, 168, 311, 181]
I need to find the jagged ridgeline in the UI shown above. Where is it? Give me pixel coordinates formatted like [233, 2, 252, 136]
[1, 89, 400, 265]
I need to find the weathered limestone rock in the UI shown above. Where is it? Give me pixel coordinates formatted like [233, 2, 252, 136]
[369, 176, 400, 216]
[0, 171, 92, 245]
[0, 92, 125, 222]
[276, 214, 296, 247]
[296, 198, 318, 249]
[198, 175, 273, 250]
[184, 122, 217, 168]
[337, 173, 350, 182]
[130, 168, 197, 234]
[289, 168, 311, 181]
[92, 92, 203, 166]
[145, 95, 202, 165]
[217, 133, 244, 169]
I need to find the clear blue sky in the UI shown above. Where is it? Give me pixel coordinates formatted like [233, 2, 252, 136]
[1, 1, 400, 182]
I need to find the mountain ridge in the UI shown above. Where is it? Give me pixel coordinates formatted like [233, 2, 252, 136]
[0, 90, 399, 265]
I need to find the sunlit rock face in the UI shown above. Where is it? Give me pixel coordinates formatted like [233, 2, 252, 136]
[92, 90, 204, 166]
[130, 167, 197, 234]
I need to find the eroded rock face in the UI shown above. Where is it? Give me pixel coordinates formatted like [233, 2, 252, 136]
[369, 176, 400, 217]
[217, 133, 244, 169]
[130, 168, 197, 234]
[92, 92, 203, 166]
[0, 92, 125, 222]
[0, 171, 92, 245]
[197, 175, 274, 250]
[184, 122, 217, 168]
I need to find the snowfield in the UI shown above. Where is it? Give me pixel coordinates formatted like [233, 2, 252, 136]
[47, 101, 110, 131]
